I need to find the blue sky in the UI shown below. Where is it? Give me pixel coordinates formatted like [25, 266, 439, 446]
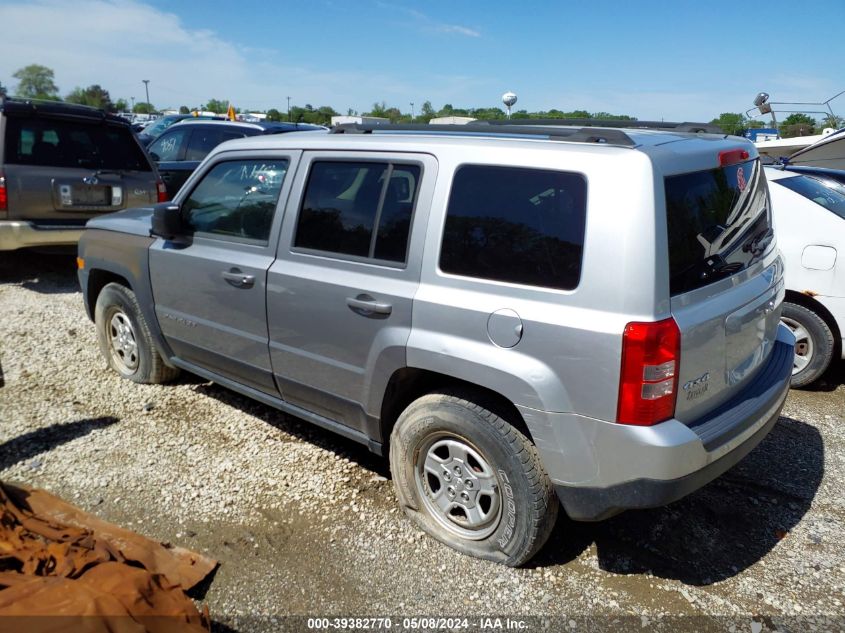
[1, 0, 844, 122]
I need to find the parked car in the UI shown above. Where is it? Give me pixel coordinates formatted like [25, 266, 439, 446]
[135, 114, 226, 147]
[766, 165, 845, 386]
[78, 121, 793, 566]
[0, 96, 164, 250]
[782, 165, 845, 188]
[147, 120, 324, 198]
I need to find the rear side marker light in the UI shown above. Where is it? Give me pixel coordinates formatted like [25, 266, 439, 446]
[156, 180, 168, 203]
[617, 317, 681, 426]
[719, 149, 750, 167]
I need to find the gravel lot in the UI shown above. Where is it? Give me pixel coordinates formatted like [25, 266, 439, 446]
[1, 250, 844, 632]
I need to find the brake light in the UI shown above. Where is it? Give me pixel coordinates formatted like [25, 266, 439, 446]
[156, 179, 169, 203]
[0, 171, 7, 215]
[718, 148, 750, 167]
[617, 318, 681, 426]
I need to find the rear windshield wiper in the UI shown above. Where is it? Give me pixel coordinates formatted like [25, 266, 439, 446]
[742, 227, 774, 257]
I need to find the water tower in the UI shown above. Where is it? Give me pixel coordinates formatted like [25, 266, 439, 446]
[502, 91, 517, 119]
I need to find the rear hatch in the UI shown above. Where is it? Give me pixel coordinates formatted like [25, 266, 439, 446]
[2, 112, 156, 225]
[665, 152, 783, 423]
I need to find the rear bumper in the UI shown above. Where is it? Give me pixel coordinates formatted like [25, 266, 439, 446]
[520, 324, 794, 521]
[0, 221, 83, 250]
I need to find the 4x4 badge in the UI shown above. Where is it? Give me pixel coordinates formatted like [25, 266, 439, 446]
[683, 372, 710, 400]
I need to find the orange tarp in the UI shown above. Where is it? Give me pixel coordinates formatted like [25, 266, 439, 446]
[0, 482, 217, 632]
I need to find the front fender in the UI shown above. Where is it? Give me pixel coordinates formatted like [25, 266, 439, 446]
[78, 228, 174, 362]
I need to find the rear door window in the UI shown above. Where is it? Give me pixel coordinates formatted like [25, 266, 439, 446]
[3, 117, 151, 171]
[665, 158, 772, 296]
[185, 128, 246, 161]
[439, 165, 587, 291]
[293, 160, 421, 264]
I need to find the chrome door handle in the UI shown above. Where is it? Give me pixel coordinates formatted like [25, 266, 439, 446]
[222, 270, 255, 288]
[346, 295, 392, 316]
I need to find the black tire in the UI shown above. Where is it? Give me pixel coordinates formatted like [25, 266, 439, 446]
[390, 391, 558, 566]
[94, 282, 179, 384]
[781, 302, 835, 388]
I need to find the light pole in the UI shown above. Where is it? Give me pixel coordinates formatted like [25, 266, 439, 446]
[287, 96, 291, 122]
[142, 79, 150, 110]
[410, 102, 415, 120]
[130, 96, 135, 111]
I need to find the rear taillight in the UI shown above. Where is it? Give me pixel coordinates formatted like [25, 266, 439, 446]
[156, 179, 169, 203]
[0, 171, 7, 215]
[617, 317, 681, 426]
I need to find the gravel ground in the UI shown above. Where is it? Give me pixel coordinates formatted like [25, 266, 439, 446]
[1, 250, 844, 632]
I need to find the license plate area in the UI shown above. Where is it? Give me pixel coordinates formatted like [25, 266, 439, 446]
[57, 184, 122, 210]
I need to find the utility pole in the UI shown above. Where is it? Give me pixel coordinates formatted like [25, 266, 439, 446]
[142, 80, 150, 110]
[287, 96, 291, 122]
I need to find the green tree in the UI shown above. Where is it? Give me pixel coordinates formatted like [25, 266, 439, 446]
[591, 111, 635, 121]
[205, 98, 228, 114]
[66, 84, 114, 111]
[12, 64, 59, 100]
[315, 106, 338, 125]
[366, 101, 389, 117]
[179, 105, 190, 114]
[114, 98, 129, 112]
[132, 102, 155, 114]
[266, 108, 283, 122]
[710, 112, 747, 136]
[780, 113, 816, 138]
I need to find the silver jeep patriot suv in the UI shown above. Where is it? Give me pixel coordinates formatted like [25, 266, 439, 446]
[77, 120, 794, 566]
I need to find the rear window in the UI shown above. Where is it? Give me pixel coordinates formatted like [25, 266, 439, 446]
[775, 174, 845, 220]
[440, 165, 587, 291]
[3, 116, 152, 171]
[665, 158, 772, 296]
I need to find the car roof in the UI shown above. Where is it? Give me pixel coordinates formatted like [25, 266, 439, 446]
[765, 165, 845, 185]
[171, 119, 324, 133]
[0, 95, 130, 126]
[209, 123, 738, 160]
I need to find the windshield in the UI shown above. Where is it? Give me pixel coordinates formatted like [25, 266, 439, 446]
[775, 174, 845, 220]
[665, 158, 772, 296]
[141, 116, 182, 139]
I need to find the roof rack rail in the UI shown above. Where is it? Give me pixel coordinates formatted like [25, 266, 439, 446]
[0, 95, 123, 124]
[476, 118, 724, 134]
[330, 122, 638, 147]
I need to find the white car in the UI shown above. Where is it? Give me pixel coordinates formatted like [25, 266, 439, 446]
[766, 166, 845, 386]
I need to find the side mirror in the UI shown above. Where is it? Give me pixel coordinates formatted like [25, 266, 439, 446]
[151, 203, 184, 241]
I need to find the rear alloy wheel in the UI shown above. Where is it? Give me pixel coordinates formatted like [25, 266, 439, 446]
[390, 391, 558, 566]
[781, 302, 835, 388]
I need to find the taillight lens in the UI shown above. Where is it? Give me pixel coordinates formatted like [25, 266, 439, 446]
[617, 317, 681, 426]
[718, 148, 750, 167]
[156, 179, 169, 203]
[0, 171, 7, 215]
